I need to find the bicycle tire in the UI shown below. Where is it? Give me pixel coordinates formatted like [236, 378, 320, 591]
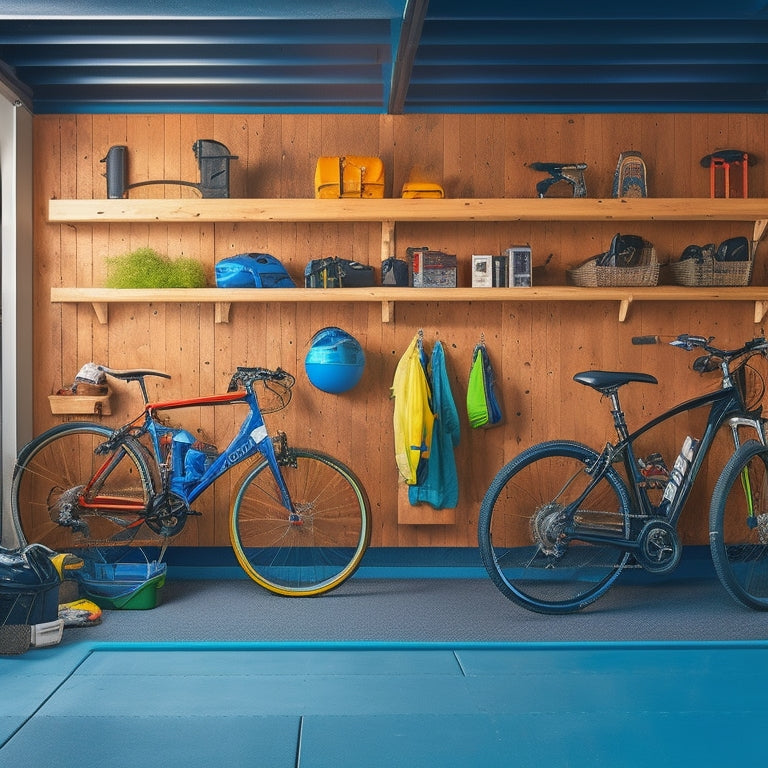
[710, 439, 768, 610]
[12, 422, 155, 550]
[478, 440, 632, 614]
[230, 449, 371, 596]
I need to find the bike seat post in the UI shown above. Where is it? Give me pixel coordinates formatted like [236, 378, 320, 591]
[607, 387, 630, 442]
[136, 376, 150, 405]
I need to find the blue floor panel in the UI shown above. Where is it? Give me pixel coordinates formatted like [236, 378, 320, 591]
[0, 714, 300, 767]
[2, 641, 768, 767]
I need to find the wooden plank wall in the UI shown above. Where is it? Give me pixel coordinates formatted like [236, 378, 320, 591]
[33, 113, 768, 550]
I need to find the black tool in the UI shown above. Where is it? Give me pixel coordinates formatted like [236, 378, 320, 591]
[101, 140, 238, 199]
[530, 162, 588, 198]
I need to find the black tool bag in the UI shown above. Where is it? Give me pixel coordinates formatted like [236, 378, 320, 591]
[304, 257, 376, 288]
[381, 256, 409, 286]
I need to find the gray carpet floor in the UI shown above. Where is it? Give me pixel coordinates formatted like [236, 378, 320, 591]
[58, 575, 768, 646]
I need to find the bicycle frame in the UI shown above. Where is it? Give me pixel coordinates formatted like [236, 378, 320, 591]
[80, 386, 295, 520]
[567, 380, 765, 553]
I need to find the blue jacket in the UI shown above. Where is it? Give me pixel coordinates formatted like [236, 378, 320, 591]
[408, 340, 461, 509]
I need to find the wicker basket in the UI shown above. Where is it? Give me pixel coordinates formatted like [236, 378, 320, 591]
[667, 254, 753, 287]
[567, 246, 659, 287]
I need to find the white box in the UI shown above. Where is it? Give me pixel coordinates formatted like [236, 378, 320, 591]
[471, 254, 493, 287]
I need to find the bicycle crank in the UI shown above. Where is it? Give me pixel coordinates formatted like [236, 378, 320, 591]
[635, 519, 682, 574]
[145, 492, 195, 537]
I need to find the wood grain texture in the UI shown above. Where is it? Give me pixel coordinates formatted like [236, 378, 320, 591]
[33, 113, 768, 549]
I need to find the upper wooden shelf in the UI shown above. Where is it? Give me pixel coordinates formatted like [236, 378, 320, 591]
[47, 197, 768, 228]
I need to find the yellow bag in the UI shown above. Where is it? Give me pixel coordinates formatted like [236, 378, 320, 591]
[315, 156, 385, 199]
[401, 182, 444, 199]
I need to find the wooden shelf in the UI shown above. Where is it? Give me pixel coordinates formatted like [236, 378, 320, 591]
[51, 285, 768, 324]
[48, 196, 768, 232]
[48, 197, 768, 324]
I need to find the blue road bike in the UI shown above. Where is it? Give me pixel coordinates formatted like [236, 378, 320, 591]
[12, 366, 371, 596]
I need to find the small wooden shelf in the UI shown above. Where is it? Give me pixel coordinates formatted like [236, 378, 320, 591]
[51, 285, 768, 324]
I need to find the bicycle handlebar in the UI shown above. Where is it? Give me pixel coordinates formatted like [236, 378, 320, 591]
[227, 366, 294, 392]
[631, 333, 768, 361]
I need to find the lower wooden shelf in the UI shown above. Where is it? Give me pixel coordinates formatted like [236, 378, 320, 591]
[51, 285, 768, 324]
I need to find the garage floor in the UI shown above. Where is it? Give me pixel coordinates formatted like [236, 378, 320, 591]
[2, 575, 767, 767]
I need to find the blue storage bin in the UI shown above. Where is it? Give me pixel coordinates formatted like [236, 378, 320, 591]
[76, 557, 167, 610]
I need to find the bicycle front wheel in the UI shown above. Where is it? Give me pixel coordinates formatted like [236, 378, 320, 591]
[12, 422, 154, 550]
[710, 440, 768, 610]
[478, 440, 632, 614]
[230, 449, 371, 596]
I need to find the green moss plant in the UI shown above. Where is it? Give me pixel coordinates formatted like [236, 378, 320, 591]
[105, 247, 207, 289]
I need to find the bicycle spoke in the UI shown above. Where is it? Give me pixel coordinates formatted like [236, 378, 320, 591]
[230, 450, 370, 595]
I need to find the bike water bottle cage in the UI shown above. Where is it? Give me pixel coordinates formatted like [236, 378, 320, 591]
[573, 370, 658, 396]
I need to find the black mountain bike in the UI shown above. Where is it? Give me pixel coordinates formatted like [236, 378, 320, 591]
[478, 333, 768, 614]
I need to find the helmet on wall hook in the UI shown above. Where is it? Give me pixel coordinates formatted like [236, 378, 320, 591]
[304, 327, 365, 394]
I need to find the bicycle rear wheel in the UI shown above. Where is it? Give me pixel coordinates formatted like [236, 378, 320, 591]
[12, 422, 154, 550]
[478, 440, 632, 614]
[230, 449, 371, 596]
[710, 440, 768, 610]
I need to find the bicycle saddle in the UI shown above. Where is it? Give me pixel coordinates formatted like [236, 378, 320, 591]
[99, 365, 171, 381]
[573, 370, 657, 393]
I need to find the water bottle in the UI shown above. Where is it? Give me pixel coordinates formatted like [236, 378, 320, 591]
[170, 430, 195, 495]
[658, 436, 698, 515]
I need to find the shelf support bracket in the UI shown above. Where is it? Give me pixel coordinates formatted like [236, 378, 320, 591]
[618, 297, 632, 323]
[755, 301, 768, 324]
[381, 220, 395, 261]
[381, 300, 394, 323]
[91, 302, 108, 324]
[215, 302, 232, 324]
[753, 219, 768, 246]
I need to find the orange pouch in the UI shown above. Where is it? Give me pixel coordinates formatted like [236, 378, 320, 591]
[401, 182, 444, 199]
[315, 156, 385, 199]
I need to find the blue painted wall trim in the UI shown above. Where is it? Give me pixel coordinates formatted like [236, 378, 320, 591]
[134, 545, 718, 582]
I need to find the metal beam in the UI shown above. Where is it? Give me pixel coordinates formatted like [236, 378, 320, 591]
[388, 0, 429, 113]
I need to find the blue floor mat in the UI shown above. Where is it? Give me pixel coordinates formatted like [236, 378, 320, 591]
[2, 640, 767, 767]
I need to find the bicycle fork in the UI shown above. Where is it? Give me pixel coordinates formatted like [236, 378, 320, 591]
[728, 415, 767, 530]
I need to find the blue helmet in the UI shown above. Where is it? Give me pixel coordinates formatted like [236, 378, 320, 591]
[304, 327, 365, 394]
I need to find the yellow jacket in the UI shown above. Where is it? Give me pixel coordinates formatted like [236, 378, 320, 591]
[391, 334, 434, 484]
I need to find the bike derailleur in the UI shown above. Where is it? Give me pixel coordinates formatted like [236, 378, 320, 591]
[49, 485, 91, 537]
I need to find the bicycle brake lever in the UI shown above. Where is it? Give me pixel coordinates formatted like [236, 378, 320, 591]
[671, 334, 710, 351]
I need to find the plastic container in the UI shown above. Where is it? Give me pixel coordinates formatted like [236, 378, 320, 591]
[77, 559, 167, 610]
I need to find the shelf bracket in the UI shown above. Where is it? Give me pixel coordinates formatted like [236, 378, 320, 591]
[215, 302, 232, 324]
[753, 219, 768, 246]
[91, 302, 108, 324]
[618, 297, 632, 322]
[755, 301, 768, 324]
[381, 300, 395, 323]
[381, 219, 395, 261]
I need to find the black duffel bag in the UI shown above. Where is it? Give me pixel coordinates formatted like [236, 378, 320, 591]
[304, 257, 376, 288]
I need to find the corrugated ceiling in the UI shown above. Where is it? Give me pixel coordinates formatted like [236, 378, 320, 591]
[1, 0, 767, 114]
